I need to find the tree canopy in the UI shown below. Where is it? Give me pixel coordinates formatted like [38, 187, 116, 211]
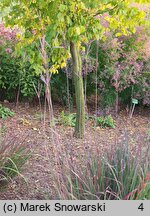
[1, 0, 149, 45]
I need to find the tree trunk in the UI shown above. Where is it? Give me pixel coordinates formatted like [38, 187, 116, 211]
[40, 36, 54, 125]
[70, 42, 85, 138]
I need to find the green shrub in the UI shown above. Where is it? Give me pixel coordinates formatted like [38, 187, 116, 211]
[0, 136, 31, 188]
[0, 105, 15, 119]
[96, 115, 115, 129]
[51, 72, 74, 108]
[53, 137, 150, 200]
[59, 111, 76, 127]
[101, 89, 116, 108]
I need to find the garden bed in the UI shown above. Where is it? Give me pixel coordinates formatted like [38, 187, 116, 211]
[0, 103, 149, 199]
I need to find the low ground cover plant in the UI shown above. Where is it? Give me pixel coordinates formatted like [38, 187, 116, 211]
[0, 104, 15, 119]
[58, 111, 89, 127]
[58, 111, 76, 127]
[96, 115, 116, 129]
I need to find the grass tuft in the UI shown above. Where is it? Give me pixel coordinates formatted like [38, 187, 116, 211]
[52, 134, 149, 200]
[0, 135, 31, 188]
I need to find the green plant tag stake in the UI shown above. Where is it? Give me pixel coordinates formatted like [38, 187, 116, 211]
[132, 98, 138, 105]
[130, 98, 138, 118]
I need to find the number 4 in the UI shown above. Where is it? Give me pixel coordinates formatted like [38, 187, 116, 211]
[138, 203, 144, 211]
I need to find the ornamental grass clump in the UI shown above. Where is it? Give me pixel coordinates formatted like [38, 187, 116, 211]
[53, 135, 150, 200]
[0, 135, 31, 188]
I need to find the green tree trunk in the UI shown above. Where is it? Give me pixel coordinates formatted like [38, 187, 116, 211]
[70, 42, 85, 138]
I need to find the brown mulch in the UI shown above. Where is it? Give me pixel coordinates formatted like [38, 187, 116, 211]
[0, 103, 149, 199]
